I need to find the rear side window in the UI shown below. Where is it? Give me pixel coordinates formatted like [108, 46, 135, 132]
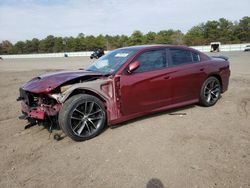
[191, 52, 200, 62]
[170, 49, 199, 66]
[133, 49, 166, 73]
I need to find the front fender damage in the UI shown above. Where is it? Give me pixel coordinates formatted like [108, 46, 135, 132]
[54, 78, 121, 125]
[19, 76, 121, 129]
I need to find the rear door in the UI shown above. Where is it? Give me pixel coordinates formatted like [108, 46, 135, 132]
[119, 49, 172, 116]
[168, 48, 206, 104]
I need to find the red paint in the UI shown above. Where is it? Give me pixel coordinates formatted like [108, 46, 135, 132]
[22, 70, 103, 94]
[21, 101, 62, 120]
[28, 109, 45, 120]
[128, 61, 140, 73]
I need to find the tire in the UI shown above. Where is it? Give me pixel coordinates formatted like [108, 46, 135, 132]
[199, 77, 221, 107]
[58, 94, 106, 141]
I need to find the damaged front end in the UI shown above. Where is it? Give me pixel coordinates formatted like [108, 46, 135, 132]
[16, 70, 103, 129]
[17, 87, 62, 129]
[17, 70, 120, 133]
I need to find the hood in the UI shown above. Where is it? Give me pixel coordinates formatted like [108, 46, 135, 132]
[22, 70, 104, 93]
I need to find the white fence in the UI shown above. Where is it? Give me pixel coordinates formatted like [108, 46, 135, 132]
[191, 43, 249, 52]
[1, 43, 249, 59]
[1, 51, 94, 59]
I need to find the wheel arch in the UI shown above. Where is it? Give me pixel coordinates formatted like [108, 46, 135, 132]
[59, 82, 119, 125]
[63, 88, 107, 105]
[206, 74, 223, 90]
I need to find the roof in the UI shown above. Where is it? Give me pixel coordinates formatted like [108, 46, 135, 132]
[118, 44, 190, 51]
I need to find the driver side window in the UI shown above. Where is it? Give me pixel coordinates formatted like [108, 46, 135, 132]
[133, 49, 166, 73]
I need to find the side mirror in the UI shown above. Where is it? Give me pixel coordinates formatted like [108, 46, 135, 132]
[128, 61, 140, 74]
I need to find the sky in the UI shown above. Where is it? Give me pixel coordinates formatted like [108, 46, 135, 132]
[0, 0, 249, 43]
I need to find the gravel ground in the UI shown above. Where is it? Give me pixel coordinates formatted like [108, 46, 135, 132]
[0, 51, 249, 188]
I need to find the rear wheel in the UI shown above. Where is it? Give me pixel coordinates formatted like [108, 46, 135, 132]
[199, 77, 221, 107]
[58, 94, 106, 141]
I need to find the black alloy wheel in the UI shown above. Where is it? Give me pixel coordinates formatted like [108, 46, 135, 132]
[59, 94, 106, 141]
[199, 77, 221, 107]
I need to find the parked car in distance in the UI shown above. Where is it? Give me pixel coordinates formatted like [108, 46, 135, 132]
[17, 45, 230, 141]
[244, 45, 250, 51]
[90, 49, 105, 59]
[210, 42, 221, 52]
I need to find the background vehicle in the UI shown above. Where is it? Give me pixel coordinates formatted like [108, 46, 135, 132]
[18, 45, 230, 141]
[90, 49, 105, 59]
[244, 45, 250, 51]
[210, 42, 221, 52]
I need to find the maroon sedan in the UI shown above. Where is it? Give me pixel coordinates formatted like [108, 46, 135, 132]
[18, 45, 230, 141]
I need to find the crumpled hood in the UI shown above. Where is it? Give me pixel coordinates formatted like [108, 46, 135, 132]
[22, 70, 103, 93]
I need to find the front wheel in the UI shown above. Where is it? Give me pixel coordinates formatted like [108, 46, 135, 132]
[58, 94, 106, 141]
[199, 77, 221, 107]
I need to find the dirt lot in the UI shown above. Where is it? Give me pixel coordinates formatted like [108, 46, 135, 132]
[0, 52, 249, 188]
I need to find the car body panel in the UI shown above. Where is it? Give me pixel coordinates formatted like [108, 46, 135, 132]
[58, 77, 121, 122]
[120, 68, 173, 115]
[22, 70, 103, 93]
[166, 63, 206, 104]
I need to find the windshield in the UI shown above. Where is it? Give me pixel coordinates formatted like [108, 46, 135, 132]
[86, 48, 137, 74]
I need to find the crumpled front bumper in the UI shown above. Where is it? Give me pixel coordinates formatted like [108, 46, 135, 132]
[21, 101, 61, 120]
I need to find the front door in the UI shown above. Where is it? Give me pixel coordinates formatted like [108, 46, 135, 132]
[119, 49, 172, 116]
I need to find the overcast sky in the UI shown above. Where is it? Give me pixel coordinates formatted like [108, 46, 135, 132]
[0, 0, 249, 43]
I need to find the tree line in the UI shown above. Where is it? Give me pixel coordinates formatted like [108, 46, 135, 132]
[0, 16, 249, 55]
